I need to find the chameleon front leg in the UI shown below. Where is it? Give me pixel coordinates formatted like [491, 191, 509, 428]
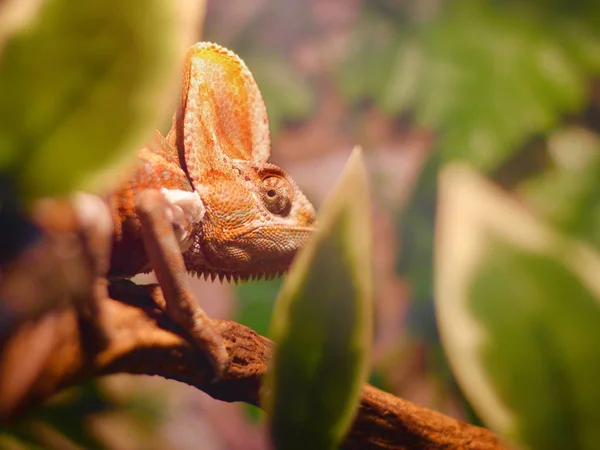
[71, 193, 114, 353]
[135, 189, 229, 378]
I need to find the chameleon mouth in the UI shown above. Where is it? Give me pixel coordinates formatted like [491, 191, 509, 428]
[195, 268, 287, 283]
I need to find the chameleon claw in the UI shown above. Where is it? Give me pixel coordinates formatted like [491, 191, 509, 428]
[198, 327, 229, 381]
[190, 322, 230, 380]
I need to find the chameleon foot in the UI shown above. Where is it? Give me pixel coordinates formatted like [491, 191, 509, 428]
[136, 189, 229, 378]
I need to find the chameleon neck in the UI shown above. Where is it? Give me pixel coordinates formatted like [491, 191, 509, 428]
[108, 131, 192, 277]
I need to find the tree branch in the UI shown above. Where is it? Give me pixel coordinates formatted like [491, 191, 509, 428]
[0, 281, 506, 450]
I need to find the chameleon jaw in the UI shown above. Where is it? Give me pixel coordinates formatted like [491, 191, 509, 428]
[183, 220, 314, 284]
[183, 235, 292, 283]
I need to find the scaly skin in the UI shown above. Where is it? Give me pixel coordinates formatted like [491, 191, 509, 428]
[109, 42, 317, 283]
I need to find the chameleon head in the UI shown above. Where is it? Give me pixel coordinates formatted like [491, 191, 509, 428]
[183, 161, 316, 282]
[167, 41, 317, 281]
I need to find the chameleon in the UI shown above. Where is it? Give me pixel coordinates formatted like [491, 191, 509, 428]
[105, 42, 317, 376]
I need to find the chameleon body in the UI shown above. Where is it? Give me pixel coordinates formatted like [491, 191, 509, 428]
[102, 43, 316, 374]
[109, 42, 316, 282]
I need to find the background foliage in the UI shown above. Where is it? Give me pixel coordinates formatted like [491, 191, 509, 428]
[2, 0, 600, 448]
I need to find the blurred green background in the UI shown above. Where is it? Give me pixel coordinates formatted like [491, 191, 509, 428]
[3, 0, 600, 448]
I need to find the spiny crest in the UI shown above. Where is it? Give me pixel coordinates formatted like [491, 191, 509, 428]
[195, 268, 287, 284]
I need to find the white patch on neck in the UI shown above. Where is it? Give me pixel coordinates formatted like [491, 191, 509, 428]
[161, 188, 206, 223]
[160, 188, 206, 251]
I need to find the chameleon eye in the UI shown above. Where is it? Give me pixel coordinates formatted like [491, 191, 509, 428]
[260, 176, 293, 216]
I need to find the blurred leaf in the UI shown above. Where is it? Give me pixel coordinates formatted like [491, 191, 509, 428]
[519, 127, 600, 250]
[242, 403, 266, 425]
[337, 4, 423, 116]
[435, 165, 600, 449]
[376, 34, 423, 116]
[235, 275, 283, 424]
[338, 11, 402, 110]
[0, 0, 46, 57]
[0, 379, 167, 449]
[419, 0, 589, 170]
[234, 278, 282, 338]
[246, 53, 315, 135]
[367, 369, 393, 394]
[121, 390, 166, 431]
[0, 381, 115, 449]
[265, 147, 373, 450]
[0, 0, 183, 200]
[339, 0, 600, 171]
[392, 151, 478, 417]
[396, 151, 439, 304]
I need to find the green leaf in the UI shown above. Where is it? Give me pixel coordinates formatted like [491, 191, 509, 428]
[0, 0, 183, 200]
[376, 34, 423, 116]
[0, 381, 116, 449]
[246, 53, 315, 135]
[234, 278, 282, 338]
[234, 279, 279, 424]
[420, 0, 588, 170]
[519, 127, 600, 251]
[435, 165, 600, 449]
[337, 11, 402, 109]
[338, 1, 600, 171]
[0, 0, 46, 57]
[264, 147, 373, 450]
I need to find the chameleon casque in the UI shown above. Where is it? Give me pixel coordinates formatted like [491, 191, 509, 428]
[106, 42, 317, 375]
